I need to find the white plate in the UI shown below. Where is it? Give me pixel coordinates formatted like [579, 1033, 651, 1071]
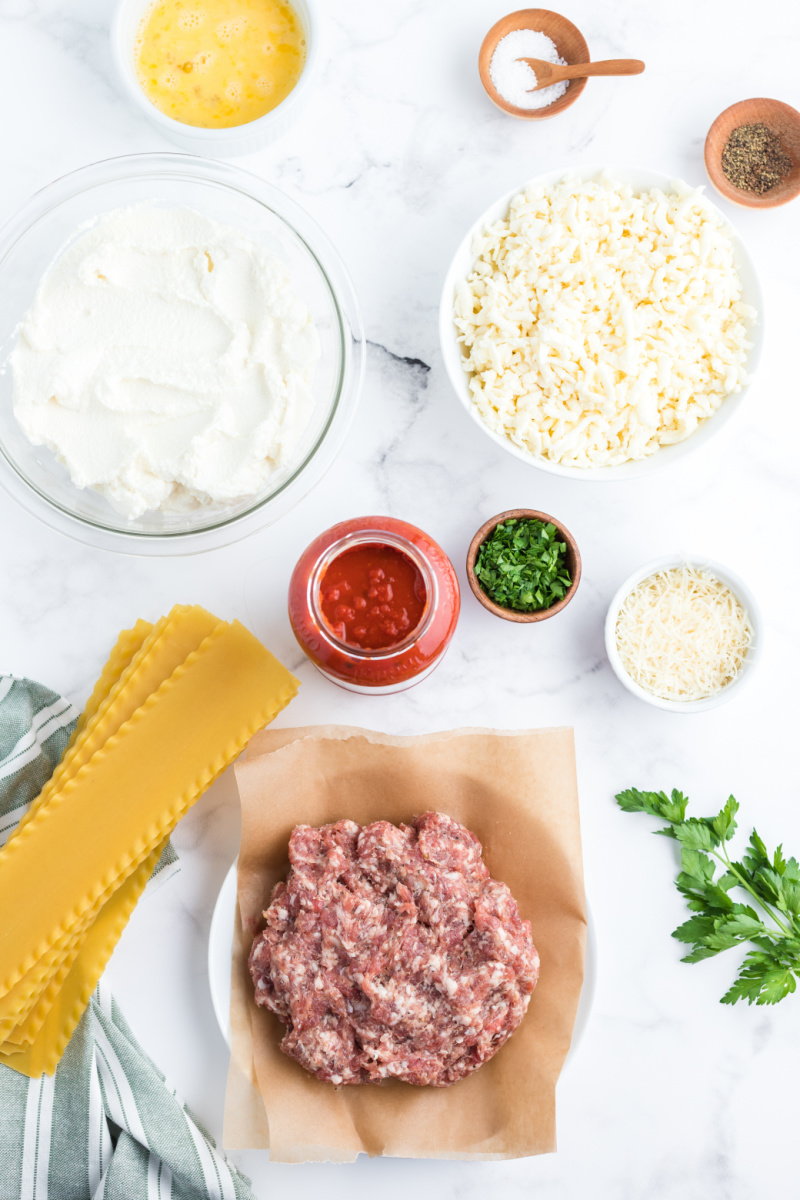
[208, 861, 238, 1047]
[208, 861, 597, 1064]
[438, 164, 764, 481]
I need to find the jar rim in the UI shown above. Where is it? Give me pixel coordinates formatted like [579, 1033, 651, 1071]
[308, 530, 438, 659]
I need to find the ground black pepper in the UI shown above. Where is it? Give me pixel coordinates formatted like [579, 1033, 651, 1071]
[721, 123, 793, 194]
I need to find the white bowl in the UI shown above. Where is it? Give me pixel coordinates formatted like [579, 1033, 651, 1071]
[112, 0, 320, 156]
[439, 166, 764, 481]
[604, 554, 763, 712]
[0, 153, 365, 556]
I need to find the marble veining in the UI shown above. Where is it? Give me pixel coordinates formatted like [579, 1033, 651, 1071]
[1, 1, 800, 1196]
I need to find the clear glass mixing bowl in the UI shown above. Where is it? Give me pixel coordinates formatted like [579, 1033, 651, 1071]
[0, 153, 365, 555]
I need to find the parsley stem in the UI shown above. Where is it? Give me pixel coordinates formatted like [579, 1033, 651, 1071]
[712, 844, 795, 940]
[618, 789, 800, 1005]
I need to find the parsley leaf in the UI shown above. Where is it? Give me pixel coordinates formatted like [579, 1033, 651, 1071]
[473, 518, 572, 612]
[616, 787, 800, 1006]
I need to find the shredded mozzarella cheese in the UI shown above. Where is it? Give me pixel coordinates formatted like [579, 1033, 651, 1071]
[614, 566, 754, 702]
[454, 173, 756, 468]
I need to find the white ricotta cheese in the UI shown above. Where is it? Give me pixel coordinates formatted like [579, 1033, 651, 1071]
[11, 204, 320, 519]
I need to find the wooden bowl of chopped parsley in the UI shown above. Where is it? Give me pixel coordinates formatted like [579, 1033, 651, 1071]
[466, 509, 581, 622]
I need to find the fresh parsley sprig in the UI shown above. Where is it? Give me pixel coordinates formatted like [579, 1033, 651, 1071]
[616, 788, 800, 1006]
[474, 518, 572, 612]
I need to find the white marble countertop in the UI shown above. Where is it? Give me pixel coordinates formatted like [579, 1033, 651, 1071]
[2, 0, 800, 1195]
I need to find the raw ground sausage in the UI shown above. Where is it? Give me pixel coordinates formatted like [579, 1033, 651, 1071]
[249, 812, 539, 1086]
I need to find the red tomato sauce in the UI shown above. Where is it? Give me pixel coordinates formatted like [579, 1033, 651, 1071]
[319, 544, 427, 650]
[289, 516, 460, 693]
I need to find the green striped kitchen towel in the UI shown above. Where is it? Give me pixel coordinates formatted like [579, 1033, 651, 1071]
[0, 676, 256, 1200]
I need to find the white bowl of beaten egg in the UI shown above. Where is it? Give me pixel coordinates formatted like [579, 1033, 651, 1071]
[0, 153, 364, 555]
[113, 0, 319, 155]
[440, 166, 764, 481]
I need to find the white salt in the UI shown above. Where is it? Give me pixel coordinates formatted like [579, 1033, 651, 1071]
[489, 28, 568, 111]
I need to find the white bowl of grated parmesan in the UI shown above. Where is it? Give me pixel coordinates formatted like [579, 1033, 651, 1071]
[604, 555, 763, 712]
[440, 167, 764, 480]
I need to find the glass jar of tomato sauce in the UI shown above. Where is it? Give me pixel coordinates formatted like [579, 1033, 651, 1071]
[288, 516, 460, 694]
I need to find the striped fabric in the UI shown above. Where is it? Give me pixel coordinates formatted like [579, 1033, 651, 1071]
[0, 677, 256, 1200]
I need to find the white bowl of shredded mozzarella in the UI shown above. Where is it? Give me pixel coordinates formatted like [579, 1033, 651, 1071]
[440, 167, 763, 479]
[605, 555, 762, 712]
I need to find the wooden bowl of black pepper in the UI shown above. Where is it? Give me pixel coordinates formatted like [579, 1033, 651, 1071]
[705, 98, 800, 209]
[466, 508, 581, 624]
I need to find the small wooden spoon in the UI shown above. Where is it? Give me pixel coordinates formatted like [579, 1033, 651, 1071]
[518, 56, 645, 91]
[479, 10, 591, 120]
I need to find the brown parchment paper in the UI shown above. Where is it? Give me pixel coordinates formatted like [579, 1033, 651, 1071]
[223, 725, 585, 1163]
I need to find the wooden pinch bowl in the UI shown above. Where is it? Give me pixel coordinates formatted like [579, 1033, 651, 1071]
[479, 8, 589, 121]
[466, 508, 582, 623]
[705, 98, 800, 209]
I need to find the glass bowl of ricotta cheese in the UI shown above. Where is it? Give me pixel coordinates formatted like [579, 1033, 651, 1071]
[0, 152, 364, 554]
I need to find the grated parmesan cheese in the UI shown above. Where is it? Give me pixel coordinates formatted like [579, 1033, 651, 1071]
[614, 566, 754, 702]
[454, 173, 757, 468]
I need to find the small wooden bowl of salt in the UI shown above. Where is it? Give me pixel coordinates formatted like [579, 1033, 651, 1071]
[479, 8, 590, 120]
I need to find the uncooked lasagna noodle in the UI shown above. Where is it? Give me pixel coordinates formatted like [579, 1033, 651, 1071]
[0, 607, 223, 1028]
[0, 606, 299, 1075]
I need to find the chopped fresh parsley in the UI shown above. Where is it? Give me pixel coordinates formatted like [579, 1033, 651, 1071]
[617, 787, 800, 1006]
[474, 518, 572, 613]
